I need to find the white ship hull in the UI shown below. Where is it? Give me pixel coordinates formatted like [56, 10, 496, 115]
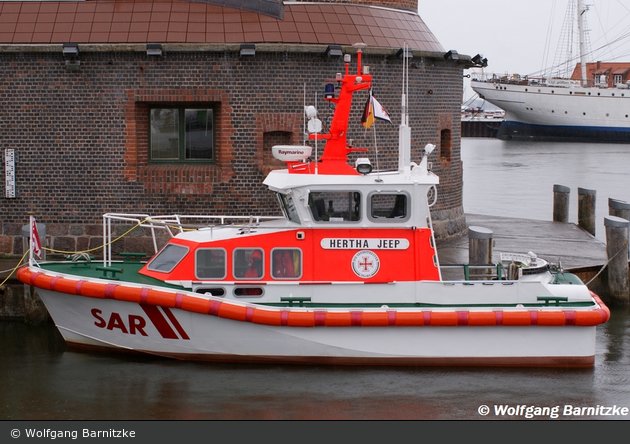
[471, 80, 630, 142]
[40, 289, 598, 367]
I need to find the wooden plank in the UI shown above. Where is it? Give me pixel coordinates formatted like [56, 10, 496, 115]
[437, 213, 608, 270]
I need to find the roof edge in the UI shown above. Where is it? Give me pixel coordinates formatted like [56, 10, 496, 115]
[0, 42, 462, 61]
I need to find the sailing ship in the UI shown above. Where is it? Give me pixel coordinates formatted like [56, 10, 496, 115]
[18, 44, 609, 367]
[471, 0, 630, 143]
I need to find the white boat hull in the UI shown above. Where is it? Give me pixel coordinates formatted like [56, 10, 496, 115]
[471, 80, 630, 142]
[39, 289, 598, 367]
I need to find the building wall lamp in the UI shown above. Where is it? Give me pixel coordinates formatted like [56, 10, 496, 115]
[63, 43, 80, 71]
[471, 54, 488, 67]
[325, 45, 343, 57]
[396, 47, 413, 59]
[240, 44, 256, 56]
[146, 43, 163, 57]
[444, 50, 459, 61]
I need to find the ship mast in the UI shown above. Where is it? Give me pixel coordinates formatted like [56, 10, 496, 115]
[577, 0, 588, 86]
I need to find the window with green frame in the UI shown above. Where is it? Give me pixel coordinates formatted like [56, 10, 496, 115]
[149, 107, 215, 163]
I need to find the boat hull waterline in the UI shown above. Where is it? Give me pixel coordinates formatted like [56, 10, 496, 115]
[20, 267, 609, 367]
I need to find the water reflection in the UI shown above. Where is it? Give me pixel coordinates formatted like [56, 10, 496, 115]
[1, 315, 628, 420]
[461, 139, 630, 243]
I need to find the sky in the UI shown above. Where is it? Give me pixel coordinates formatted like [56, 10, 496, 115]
[417, 0, 630, 100]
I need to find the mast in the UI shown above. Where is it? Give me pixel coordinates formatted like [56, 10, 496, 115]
[398, 42, 411, 173]
[577, 0, 588, 86]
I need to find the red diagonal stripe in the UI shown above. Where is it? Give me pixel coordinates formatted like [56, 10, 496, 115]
[162, 307, 190, 340]
[140, 304, 178, 339]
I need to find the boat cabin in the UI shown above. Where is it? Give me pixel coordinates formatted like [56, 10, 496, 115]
[137, 162, 441, 299]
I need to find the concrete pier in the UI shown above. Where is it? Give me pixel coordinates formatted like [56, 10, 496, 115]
[460, 120, 501, 138]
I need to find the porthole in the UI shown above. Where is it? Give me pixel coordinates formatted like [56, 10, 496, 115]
[234, 287, 264, 297]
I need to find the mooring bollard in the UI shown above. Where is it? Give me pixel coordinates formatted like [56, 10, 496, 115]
[609, 198, 630, 221]
[553, 184, 570, 223]
[578, 187, 596, 236]
[468, 226, 493, 279]
[604, 216, 629, 306]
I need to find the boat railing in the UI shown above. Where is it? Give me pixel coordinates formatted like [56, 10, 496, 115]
[440, 263, 506, 281]
[102, 213, 283, 267]
[471, 72, 585, 88]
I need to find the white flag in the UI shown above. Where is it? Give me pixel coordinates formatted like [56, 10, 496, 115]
[372, 95, 392, 124]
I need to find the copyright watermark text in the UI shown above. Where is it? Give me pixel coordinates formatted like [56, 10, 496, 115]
[10, 428, 136, 439]
[477, 404, 629, 419]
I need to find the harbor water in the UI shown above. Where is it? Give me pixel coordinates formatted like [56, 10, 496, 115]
[1, 138, 629, 421]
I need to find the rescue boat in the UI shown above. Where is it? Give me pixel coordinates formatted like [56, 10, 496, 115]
[18, 45, 609, 367]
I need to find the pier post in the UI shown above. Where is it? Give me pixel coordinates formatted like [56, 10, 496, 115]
[609, 198, 630, 221]
[578, 187, 596, 236]
[468, 226, 493, 279]
[553, 184, 570, 223]
[604, 216, 629, 306]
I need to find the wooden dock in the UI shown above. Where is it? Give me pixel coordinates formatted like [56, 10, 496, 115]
[460, 120, 501, 138]
[437, 213, 608, 270]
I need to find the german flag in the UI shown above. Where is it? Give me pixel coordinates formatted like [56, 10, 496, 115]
[361, 89, 391, 129]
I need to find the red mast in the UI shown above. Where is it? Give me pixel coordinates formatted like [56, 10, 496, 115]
[306, 45, 372, 175]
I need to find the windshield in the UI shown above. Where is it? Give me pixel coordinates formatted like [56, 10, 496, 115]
[147, 244, 189, 273]
[277, 193, 300, 224]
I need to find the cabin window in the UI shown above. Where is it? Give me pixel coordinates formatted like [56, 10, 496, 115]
[234, 287, 264, 297]
[146, 244, 189, 273]
[233, 248, 264, 279]
[308, 191, 361, 222]
[195, 287, 225, 297]
[271, 248, 302, 279]
[368, 192, 410, 222]
[195, 248, 227, 280]
[277, 193, 301, 224]
[149, 107, 215, 164]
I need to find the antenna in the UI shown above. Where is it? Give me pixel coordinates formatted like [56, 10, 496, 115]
[398, 42, 411, 173]
[303, 83, 307, 145]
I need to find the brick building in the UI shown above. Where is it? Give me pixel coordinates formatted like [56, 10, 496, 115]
[571, 62, 630, 88]
[0, 0, 473, 259]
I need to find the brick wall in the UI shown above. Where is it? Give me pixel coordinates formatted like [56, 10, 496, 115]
[0, 47, 465, 258]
